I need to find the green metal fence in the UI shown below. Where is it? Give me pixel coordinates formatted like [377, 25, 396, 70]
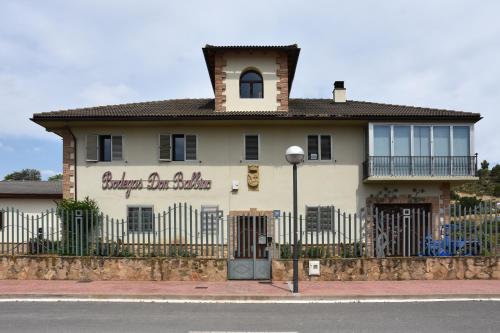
[0, 203, 226, 258]
[1, 202, 499, 259]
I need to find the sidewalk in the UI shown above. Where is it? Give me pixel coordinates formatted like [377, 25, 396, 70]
[1, 280, 500, 300]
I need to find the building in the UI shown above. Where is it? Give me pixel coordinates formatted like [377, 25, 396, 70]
[31, 44, 480, 226]
[0, 181, 62, 216]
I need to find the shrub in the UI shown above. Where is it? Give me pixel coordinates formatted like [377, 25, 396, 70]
[457, 196, 482, 212]
[57, 197, 100, 256]
[494, 185, 500, 198]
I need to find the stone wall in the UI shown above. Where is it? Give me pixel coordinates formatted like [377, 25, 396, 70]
[0, 256, 226, 281]
[272, 257, 500, 281]
[2, 256, 499, 281]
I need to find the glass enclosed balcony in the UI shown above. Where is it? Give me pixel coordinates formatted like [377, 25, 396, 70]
[364, 124, 477, 179]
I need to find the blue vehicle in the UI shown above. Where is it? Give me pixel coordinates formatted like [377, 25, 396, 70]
[420, 224, 481, 256]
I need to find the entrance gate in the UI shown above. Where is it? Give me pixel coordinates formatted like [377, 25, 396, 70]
[227, 214, 271, 280]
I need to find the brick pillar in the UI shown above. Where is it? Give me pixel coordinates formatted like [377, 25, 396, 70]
[214, 53, 227, 112]
[276, 53, 289, 111]
[61, 129, 76, 200]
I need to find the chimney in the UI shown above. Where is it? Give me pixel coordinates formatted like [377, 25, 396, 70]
[333, 81, 346, 103]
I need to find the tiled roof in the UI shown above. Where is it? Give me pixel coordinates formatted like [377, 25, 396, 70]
[31, 98, 481, 122]
[0, 181, 62, 198]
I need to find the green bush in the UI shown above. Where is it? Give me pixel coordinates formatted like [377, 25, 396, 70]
[493, 185, 500, 198]
[304, 246, 324, 258]
[57, 197, 100, 256]
[457, 196, 482, 212]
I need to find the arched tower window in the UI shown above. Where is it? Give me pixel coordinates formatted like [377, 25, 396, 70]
[240, 70, 263, 98]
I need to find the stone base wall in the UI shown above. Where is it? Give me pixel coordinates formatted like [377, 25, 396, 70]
[0, 256, 226, 281]
[2, 256, 499, 281]
[272, 257, 500, 281]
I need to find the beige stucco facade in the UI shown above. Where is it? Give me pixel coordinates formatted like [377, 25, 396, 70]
[223, 52, 280, 111]
[70, 121, 451, 219]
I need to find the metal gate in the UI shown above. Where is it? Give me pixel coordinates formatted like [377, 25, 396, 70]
[374, 204, 431, 257]
[227, 214, 271, 280]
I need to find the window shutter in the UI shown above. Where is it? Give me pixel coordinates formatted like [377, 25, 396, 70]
[307, 135, 319, 160]
[185, 135, 197, 160]
[306, 206, 332, 232]
[159, 134, 171, 161]
[86, 134, 99, 162]
[112, 136, 123, 161]
[245, 135, 259, 160]
[320, 135, 332, 160]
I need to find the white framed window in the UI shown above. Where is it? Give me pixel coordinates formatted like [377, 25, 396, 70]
[127, 206, 154, 233]
[369, 124, 473, 157]
[159, 134, 197, 162]
[307, 135, 332, 161]
[244, 134, 259, 161]
[86, 134, 123, 162]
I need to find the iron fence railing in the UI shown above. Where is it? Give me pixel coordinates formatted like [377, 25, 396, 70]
[363, 155, 478, 178]
[0, 204, 227, 258]
[1, 201, 498, 259]
[274, 203, 499, 259]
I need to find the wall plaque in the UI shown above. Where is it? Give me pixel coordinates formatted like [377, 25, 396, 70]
[247, 165, 259, 190]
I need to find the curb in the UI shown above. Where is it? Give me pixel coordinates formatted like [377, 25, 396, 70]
[1, 293, 500, 302]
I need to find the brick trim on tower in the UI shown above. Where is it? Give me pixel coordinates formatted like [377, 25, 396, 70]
[60, 129, 76, 200]
[214, 53, 227, 112]
[276, 53, 289, 111]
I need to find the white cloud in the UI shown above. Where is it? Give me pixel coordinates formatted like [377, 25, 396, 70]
[0, 0, 498, 164]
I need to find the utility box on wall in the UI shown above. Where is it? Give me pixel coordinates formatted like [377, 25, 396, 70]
[309, 260, 320, 276]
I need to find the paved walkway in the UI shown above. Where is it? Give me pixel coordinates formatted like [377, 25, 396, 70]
[1, 280, 500, 300]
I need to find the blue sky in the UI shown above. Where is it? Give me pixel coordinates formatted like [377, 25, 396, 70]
[1, 0, 499, 179]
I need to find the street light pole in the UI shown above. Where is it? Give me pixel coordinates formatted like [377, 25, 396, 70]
[285, 145, 304, 295]
[292, 163, 299, 294]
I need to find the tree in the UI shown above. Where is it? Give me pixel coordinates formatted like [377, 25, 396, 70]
[4, 169, 41, 181]
[48, 174, 63, 181]
[481, 160, 489, 170]
[490, 164, 500, 182]
[478, 160, 490, 178]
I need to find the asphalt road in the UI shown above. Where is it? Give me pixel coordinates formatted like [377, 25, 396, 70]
[0, 301, 499, 333]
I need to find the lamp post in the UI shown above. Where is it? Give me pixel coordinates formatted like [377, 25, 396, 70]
[285, 146, 304, 294]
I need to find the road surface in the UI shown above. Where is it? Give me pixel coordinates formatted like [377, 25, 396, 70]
[0, 300, 499, 332]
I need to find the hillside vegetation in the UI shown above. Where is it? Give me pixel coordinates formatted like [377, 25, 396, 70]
[452, 160, 500, 200]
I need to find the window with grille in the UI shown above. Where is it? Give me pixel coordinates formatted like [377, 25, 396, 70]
[244, 134, 259, 161]
[307, 135, 332, 161]
[127, 207, 153, 232]
[305, 206, 334, 232]
[201, 205, 222, 233]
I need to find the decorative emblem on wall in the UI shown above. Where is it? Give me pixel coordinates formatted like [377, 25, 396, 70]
[247, 165, 259, 190]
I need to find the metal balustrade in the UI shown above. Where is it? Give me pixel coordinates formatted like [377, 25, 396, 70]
[363, 155, 478, 178]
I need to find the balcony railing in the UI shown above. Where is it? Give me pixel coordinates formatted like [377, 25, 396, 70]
[363, 155, 478, 179]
